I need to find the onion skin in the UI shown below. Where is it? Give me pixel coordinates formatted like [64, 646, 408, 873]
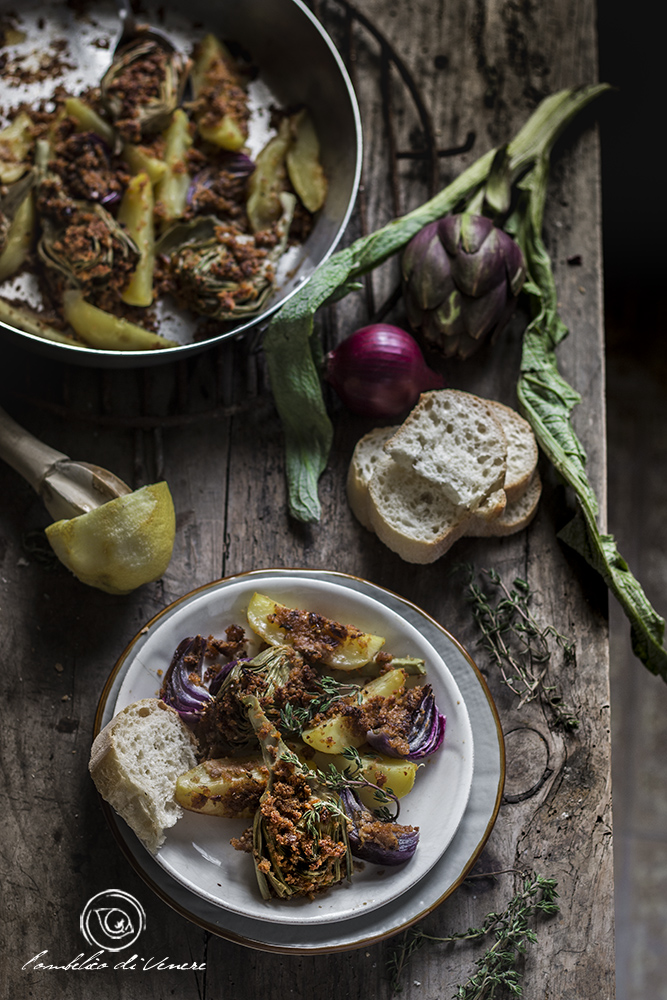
[324, 323, 444, 418]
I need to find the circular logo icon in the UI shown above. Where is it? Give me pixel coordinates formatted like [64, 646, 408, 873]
[80, 890, 146, 952]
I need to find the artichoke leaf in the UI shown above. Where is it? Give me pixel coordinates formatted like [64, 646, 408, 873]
[198, 644, 298, 756]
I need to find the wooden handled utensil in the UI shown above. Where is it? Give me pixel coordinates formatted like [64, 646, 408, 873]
[0, 404, 132, 522]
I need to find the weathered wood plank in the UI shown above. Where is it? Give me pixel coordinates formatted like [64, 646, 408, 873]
[0, 0, 612, 997]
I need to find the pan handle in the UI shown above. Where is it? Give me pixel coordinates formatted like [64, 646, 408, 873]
[0, 404, 69, 495]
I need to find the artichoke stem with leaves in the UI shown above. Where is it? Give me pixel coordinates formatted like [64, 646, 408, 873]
[240, 693, 352, 900]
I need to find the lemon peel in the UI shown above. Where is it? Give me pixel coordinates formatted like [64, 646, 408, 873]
[45, 481, 175, 594]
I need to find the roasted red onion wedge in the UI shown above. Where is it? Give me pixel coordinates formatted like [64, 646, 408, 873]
[340, 787, 419, 865]
[366, 685, 446, 760]
[161, 634, 214, 724]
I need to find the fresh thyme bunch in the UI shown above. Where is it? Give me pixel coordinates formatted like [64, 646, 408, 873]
[461, 566, 578, 729]
[387, 871, 560, 995]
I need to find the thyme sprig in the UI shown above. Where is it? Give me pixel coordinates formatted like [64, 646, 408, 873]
[387, 871, 560, 995]
[279, 675, 362, 735]
[462, 567, 578, 729]
[300, 797, 348, 844]
[280, 745, 401, 820]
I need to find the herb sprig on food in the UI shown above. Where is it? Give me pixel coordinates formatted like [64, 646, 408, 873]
[387, 871, 560, 995]
[279, 674, 362, 734]
[280, 745, 401, 820]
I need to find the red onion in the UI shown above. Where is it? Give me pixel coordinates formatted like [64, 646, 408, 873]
[161, 635, 213, 725]
[340, 787, 420, 865]
[366, 685, 446, 760]
[324, 323, 444, 418]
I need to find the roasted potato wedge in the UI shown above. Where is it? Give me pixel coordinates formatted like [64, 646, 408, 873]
[247, 592, 385, 670]
[301, 668, 407, 754]
[286, 110, 327, 213]
[175, 757, 268, 818]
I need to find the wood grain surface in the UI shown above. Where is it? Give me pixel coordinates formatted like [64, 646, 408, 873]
[0, 0, 614, 997]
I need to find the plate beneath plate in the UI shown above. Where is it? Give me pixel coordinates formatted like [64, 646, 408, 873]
[94, 569, 504, 952]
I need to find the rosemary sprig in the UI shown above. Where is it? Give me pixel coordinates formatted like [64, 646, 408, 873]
[387, 871, 560, 995]
[462, 566, 578, 729]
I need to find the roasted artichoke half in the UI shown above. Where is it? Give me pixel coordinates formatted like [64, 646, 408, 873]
[101, 35, 191, 142]
[37, 199, 140, 300]
[241, 694, 352, 900]
[155, 193, 295, 320]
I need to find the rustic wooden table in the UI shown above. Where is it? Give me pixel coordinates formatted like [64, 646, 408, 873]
[0, 0, 615, 996]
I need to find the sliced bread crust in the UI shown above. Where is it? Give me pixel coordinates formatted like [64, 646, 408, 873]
[384, 389, 508, 510]
[346, 426, 399, 531]
[89, 698, 198, 853]
[465, 472, 542, 537]
[483, 399, 539, 503]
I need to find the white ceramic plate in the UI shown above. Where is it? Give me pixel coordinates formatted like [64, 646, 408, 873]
[95, 569, 504, 953]
[108, 572, 474, 925]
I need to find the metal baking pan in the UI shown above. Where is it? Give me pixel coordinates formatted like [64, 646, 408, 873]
[0, 0, 362, 367]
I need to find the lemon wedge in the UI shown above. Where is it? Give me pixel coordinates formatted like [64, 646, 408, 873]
[45, 482, 175, 594]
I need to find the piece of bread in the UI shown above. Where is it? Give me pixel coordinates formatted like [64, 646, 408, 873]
[347, 397, 541, 559]
[465, 472, 542, 537]
[366, 452, 475, 563]
[483, 400, 539, 503]
[89, 698, 198, 853]
[473, 487, 507, 522]
[348, 427, 506, 534]
[346, 426, 399, 530]
[384, 390, 508, 511]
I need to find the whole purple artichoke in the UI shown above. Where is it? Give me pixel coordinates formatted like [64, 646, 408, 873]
[402, 212, 526, 359]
